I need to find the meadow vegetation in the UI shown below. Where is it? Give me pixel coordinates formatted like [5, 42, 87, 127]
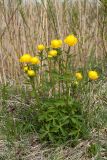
[0, 0, 107, 159]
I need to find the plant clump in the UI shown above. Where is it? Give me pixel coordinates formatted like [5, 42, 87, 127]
[18, 34, 100, 144]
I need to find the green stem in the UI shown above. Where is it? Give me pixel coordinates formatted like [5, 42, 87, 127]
[65, 46, 71, 105]
[87, 81, 92, 128]
[40, 51, 43, 84]
[66, 81, 69, 106]
[66, 46, 71, 70]
[97, 127, 101, 159]
[30, 78, 40, 107]
[58, 58, 61, 98]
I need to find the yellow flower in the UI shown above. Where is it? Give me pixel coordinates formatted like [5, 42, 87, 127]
[31, 57, 40, 64]
[23, 66, 28, 72]
[75, 72, 83, 80]
[27, 70, 36, 77]
[88, 71, 99, 80]
[48, 55, 53, 58]
[48, 50, 57, 57]
[64, 35, 78, 46]
[37, 44, 45, 51]
[19, 54, 32, 63]
[51, 39, 62, 48]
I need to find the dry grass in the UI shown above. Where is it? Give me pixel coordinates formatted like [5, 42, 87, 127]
[0, 0, 107, 83]
[0, 129, 107, 160]
[0, 77, 107, 160]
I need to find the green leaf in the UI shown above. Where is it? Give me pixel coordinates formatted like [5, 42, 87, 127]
[54, 99, 65, 107]
[71, 117, 81, 126]
[69, 130, 79, 137]
[59, 126, 67, 136]
[51, 126, 59, 133]
[47, 107, 56, 113]
[38, 113, 48, 121]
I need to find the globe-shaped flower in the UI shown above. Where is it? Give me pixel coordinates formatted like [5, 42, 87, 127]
[31, 57, 40, 64]
[75, 72, 83, 80]
[19, 54, 32, 63]
[51, 39, 62, 48]
[64, 35, 78, 46]
[88, 71, 99, 80]
[27, 70, 36, 77]
[48, 50, 57, 57]
[23, 66, 28, 72]
[37, 44, 45, 51]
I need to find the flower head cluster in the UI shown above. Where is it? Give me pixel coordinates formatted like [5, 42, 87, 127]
[19, 54, 32, 63]
[48, 50, 57, 58]
[88, 70, 99, 80]
[37, 44, 45, 51]
[75, 72, 83, 80]
[20, 54, 40, 65]
[64, 35, 78, 46]
[51, 39, 62, 49]
[27, 69, 36, 77]
[75, 70, 99, 81]
[31, 57, 40, 64]
[23, 66, 36, 77]
[19, 35, 99, 82]
[20, 54, 40, 77]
